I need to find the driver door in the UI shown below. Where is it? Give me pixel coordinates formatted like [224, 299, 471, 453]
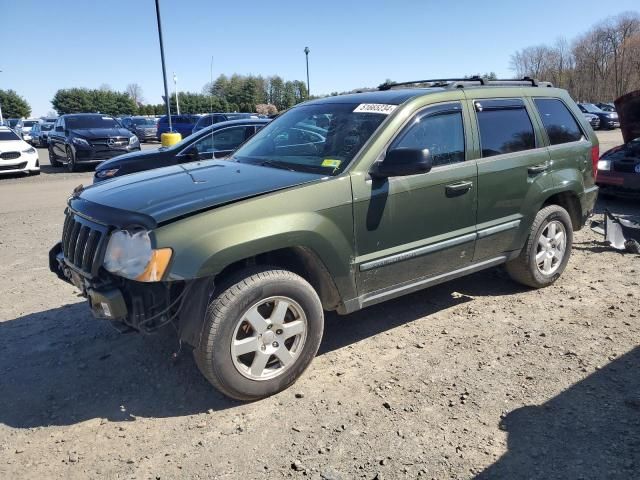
[352, 101, 478, 298]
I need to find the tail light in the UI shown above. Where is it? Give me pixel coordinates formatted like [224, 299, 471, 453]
[591, 145, 599, 180]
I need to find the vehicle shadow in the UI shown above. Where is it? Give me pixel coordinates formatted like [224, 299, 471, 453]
[0, 267, 524, 429]
[475, 346, 640, 480]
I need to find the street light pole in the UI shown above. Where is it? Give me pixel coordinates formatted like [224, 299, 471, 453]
[173, 72, 180, 115]
[304, 47, 310, 98]
[154, 0, 172, 132]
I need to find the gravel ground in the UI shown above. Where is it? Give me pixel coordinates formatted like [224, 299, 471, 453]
[0, 131, 638, 480]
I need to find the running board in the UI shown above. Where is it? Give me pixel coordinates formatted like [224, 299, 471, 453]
[356, 256, 507, 310]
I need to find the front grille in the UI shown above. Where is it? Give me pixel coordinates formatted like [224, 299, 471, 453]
[0, 151, 21, 160]
[61, 210, 108, 276]
[613, 161, 640, 174]
[90, 137, 129, 148]
[0, 161, 26, 171]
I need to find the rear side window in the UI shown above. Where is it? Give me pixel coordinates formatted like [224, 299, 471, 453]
[476, 99, 536, 158]
[392, 103, 465, 167]
[534, 98, 584, 145]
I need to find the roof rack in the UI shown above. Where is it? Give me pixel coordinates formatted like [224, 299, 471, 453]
[378, 76, 553, 90]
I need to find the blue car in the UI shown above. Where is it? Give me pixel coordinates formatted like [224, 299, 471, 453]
[156, 114, 201, 139]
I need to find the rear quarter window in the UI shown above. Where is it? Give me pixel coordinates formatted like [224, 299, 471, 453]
[533, 98, 584, 145]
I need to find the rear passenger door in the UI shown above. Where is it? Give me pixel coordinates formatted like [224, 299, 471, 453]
[532, 97, 595, 190]
[467, 97, 554, 261]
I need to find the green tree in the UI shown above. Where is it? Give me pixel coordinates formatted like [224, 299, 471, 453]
[51, 88, 136, 115]
[0, 89, 31, 118]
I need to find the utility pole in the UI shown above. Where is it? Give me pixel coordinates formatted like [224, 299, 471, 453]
[173, 72, 180, 115]
[0, 70, 4, 125]
[304, 47, 310, 98]
[154, 0, 172, 132]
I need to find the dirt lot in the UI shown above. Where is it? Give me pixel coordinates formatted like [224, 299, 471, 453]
[0, 131, 638, 480]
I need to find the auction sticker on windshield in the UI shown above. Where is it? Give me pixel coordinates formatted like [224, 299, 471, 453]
[353, 104, 397, 115]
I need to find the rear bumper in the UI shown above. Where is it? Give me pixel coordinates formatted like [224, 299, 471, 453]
[580, 185, 599, 226]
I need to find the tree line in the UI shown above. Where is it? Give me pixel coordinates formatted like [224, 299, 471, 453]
[510, 11, 640, 102]
[47, 74, 309, 117]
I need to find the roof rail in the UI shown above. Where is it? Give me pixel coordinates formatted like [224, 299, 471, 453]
[378, 76, 553, 90]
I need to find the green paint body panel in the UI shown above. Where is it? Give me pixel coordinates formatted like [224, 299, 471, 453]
[92, 85, 598, 313]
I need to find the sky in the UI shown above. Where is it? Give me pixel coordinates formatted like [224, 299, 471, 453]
[2, 0, 639, 116]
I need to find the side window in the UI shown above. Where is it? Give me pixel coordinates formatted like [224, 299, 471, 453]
[391, 104, 465, 167]
[192, 126, 247, 153]
[476, 99, 536, 157]
[534, 98, 584, 145]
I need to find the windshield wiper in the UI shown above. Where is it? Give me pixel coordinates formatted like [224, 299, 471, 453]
[256, 160, 297, 172]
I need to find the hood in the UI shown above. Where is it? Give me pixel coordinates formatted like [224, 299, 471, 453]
[78, 160, 324, 224]
[70, 127, 133, 138]
[614, 90, 640, 144]
[96, 148, 159, 171]
[0, 139, 31, 152]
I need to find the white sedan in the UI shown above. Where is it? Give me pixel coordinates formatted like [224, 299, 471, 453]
[0, 126, 40, 176]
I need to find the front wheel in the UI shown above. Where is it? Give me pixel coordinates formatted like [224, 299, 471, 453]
[194, 268, 324, 401]
[506, 205, 573, 288]
[65, 146, 78, 172]
[48, 145, 62, 167]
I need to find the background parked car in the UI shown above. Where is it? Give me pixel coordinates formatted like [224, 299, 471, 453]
[156, 114, 201, 139]
[120, 116, 158, 142]
[578, 103, 619, 129]
[582, 112, 600, 129]
[6, 118, 20, 131]
[597, 89, 640, 197]
[192, 113, 258, 134]
[30, 121, 56, 147]
[95, 118, 269, 182]
[0, 126, 40, 176]
[595, 102, 616, 113]
[48, 113, 141, 172]
[17, 119, 40, 142]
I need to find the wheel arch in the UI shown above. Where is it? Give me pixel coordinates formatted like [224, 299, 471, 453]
[540, 190, 582, 230]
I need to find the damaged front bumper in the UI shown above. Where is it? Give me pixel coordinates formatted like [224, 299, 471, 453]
[49, 241, 212, 345]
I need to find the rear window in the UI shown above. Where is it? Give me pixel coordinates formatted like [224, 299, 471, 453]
[476, 99, 536, 157]
[0, 130, 21, 141]
[534, 98, 584, 145]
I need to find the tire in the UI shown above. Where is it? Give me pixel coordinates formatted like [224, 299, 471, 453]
[506, 205, 573, 288]
[194, 268, 324, 401]
[65, 146, 78, 172]
[48, 145, 62, 167]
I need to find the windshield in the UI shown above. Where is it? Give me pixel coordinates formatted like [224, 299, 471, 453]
[66, 115, 120, 129]
[231, 103, 389, 175]
[41, 124, 54, 131]
[132, 117, 156, 126]
[0, 130, 21, 141]
[582, 104, 603, 113]
[23, 121, 38, 127]
[7, 119, 19, 128]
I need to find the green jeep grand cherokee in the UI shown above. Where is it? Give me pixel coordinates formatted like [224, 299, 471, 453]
[50, 78, 598, 400]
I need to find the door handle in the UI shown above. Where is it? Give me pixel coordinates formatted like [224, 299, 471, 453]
[445, 181, 473, 197]
[528, 163, 548, 175]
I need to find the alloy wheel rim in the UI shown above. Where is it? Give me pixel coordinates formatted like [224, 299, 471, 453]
[536, 220, 566, 275]
[230, 296, 308, 381]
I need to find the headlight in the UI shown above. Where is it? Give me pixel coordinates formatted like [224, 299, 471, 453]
[103, 229, 172, 281]
[22, 147, 36, 154]
[72, 137, 90, 147]
[597, 159, 611, 171]
[129, 135, 139, 145]
[95, 168, 119, 179]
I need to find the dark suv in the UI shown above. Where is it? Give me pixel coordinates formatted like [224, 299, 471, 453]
[48, 114, 141, 171]
[578, 103, 619, 129]
[50, 77, 598, 400]
[120, 116, 158, 142]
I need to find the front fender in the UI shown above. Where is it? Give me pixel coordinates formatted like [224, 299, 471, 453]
[154, 176, 358, 302]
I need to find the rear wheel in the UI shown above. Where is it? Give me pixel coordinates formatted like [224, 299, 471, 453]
[194, 268, 324, 401]
[48, 145, 62, 167]
[506, 205, 573, 288]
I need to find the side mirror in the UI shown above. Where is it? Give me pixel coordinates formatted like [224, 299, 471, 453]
[182, 146, 200, 161]
[55, 126, 64, 132]
[371, 148, 432, 178]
